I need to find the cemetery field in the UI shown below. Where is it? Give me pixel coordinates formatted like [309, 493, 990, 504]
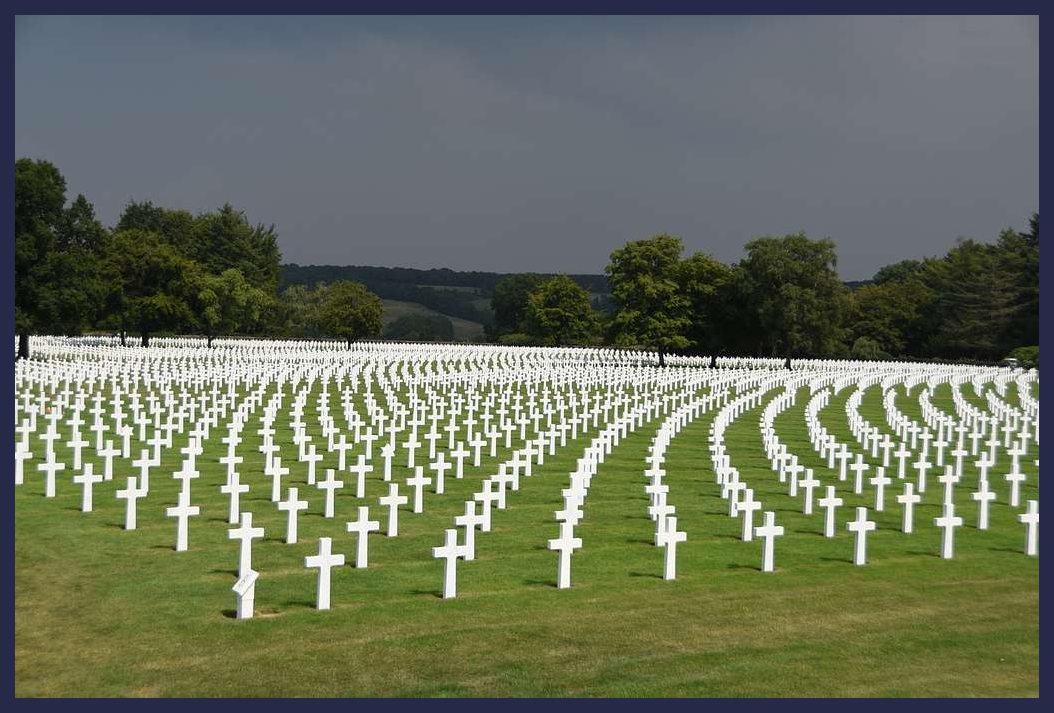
[14, 370, 1039, 697]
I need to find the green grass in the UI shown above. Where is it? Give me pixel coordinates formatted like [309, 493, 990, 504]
[380, 299, 486, 342]
[14, 379, 1038, 696]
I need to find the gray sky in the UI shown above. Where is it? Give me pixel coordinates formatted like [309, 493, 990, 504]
[15, 15, 1038, 280]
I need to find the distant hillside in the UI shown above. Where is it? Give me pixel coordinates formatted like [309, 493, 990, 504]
[280, 264, 611, 326]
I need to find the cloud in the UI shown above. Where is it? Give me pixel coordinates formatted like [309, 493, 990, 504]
[15, 15, 1038, 278]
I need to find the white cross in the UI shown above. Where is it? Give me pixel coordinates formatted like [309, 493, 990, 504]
[346, 505, 381, 568]
[450, 442, 470, 479]
[277, 486, 309, 543]
[380, 443, 395, 481]
[219, 472, 249, 524]
[73, 463, 103, 512]
[914, 454, 932, 493]
[228, 511, 265, 578]
[268, 456, 290, 503]
[116, 476, 144, 530]
[403, 433, 421, 468]
[818, 485, 843, 538]
[407, 466, 432, 514]
[934, 503, 963, 559]
[799, 470, 820, 515]
[303, 445, 323, 486]
[937, 466, 959, 507]
[378, 482, 408, 537]
[317, 468, 345, 518]
[165, 490, 200, 552]
[37, 457, 65, 498]
[429, 452, 452, 495]
[1005, 470, 1027, 508]
[971, 479, 996, 530]
[755, 511, 784, 573]
[548, 520, 583, 589]
[846, 506, 876, 566]
[896, 482, 922, 534]
[870, 467, 892, 512]
[893, 442, 911, 479]
[454, 500, 485, 561]
[849, 454, 869, 495]
[656, 515, 687, 580]
[432, 528, 469, 599]
[1018, 500, 1038, 556]
[15, 446, 32, 486]
[305, 537, 345, 610]
[348, 454, 373, 499]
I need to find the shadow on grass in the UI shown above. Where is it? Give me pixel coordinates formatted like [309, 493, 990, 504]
[628, 571, 662, 579]
[726, 563, 761, 572]
[625, 538, 653, 545]
[279, 599, 317, 608]
[408, 589, 444, 599]
[819, 556, 854, 565]
[211, 568, 238, 577]
[522, 579, 556, 588]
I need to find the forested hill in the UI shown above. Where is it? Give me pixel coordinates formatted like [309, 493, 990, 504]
[279, 264, 611, 326]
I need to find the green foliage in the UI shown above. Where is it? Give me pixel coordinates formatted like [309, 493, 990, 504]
[847, 280, 934, 356]
[102, 229, 197, 343]
[1007, 346, 1038, 367]
[317, 281, 384, 345]
[872, 259, 924, 285]
[678, 252, 734, 355]
[491, 273, 544, 336]
[522, 275, 598, 347]
[190, 268, 270, 342]
[918, 239, 1016, 361]
[496, 332, 535, 346]
[736, 233, 849, 357]
[606, 234, 692, 356]
[383, 313, 455, 342]
[15, 159, 107, 346]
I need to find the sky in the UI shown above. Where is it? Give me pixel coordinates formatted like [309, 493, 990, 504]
[15, 15, 1039, 280]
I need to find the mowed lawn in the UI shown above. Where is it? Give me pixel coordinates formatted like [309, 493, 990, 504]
[14, 380, 1039, 696]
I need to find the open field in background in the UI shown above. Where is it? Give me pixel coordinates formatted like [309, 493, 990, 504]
[14, 380, 1038, 696]
[379, 299, 486, 342]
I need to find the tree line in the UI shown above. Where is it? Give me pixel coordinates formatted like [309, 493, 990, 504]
[15, 159, 384, 357]
[489, 223, 1038, 365]
[16, 158, 1038, 365]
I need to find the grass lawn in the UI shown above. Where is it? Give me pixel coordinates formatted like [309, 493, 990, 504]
[14, 379, 1038, 696]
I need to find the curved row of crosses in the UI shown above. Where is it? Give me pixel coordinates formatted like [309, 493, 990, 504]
[697, 360, 1038, 571]
[15, 337, 1039, 620]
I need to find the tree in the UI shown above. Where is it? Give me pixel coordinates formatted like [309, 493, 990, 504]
[737, 233, 849, 358]
[491, 273, 543, 337]
[606, 234, 692, 366]
[919, 239, 1015, 361]
[522, 275, 598, 346]
[116, 201, 197, 255]
[102, 229, 197, 346]
[317, 281, 383, 347]
[383, 313, 455, 342]
[872, 259, 924, 285]
[192, 204, 282, 294]
[847, 279, 934, 356]
[190, 268, 269, 346]
[678, 252, 734, 356]
[15, 159, 107, 358]
[996, 213, 1039, 351]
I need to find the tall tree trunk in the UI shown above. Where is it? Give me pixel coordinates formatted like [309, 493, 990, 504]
[207, 334, 214, 348]
[658, 350, 666, 368]
[17, 333, 29, 360]
[120, 330, 127, 347]
[710, 354, 717, 368]
[141, 332, 150, 348]
[347, 338, 353, 349]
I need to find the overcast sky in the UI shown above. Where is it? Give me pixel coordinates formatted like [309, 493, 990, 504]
[15, 15, 1038, 279]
